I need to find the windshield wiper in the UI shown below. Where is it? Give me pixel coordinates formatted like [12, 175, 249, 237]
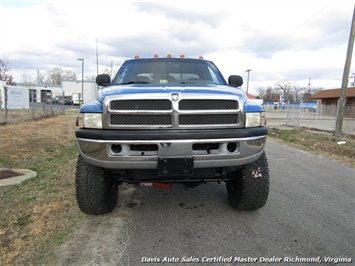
[118, 81, 150, 85]
[180, 81, 197, 84]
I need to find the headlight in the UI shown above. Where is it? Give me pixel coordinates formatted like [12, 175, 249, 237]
[245, 112, 265, 128]
[77, 113, 103, 129]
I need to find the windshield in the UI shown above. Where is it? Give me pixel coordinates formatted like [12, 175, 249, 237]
[111, 59, 226, 85]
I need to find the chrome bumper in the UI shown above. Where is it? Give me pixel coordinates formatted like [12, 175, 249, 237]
[76, 136, 266, 169]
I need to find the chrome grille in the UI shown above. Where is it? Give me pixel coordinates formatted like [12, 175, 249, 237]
[179, 99, 238, 110]
[105, 95, 242, 129]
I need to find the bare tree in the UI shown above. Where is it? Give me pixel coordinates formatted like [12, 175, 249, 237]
[46, 67, 63, 85]
[86, 75, 96, 81]
[0, 59, 16, 85]
[275, 80, 293, 102]
[36, 69, 45, 84]
[103, 61, 119, 79]
[303, 87, 322, 102]
[20, 70, 34, 85]
[45, 67, 76, 85]
[63, 70, 76, 81]
[263, 86, 279, 102]
[255, 87, 266, 99]
[291, 84, 307, 102]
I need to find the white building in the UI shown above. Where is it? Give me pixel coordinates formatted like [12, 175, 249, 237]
[17, 80, 97, 104]
[62, 80, 98, 103]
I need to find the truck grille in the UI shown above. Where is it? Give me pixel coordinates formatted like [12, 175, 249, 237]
[179, 114, 238, 125]
[111, 99, 172, 110]
[105, 96, 242, 129]
[111, 114, 172, 126]
[179, 99, 238, 110]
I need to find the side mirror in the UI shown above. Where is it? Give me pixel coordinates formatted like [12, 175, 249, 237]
[96, 74, 111, 86]
[228, 75, 243, 87]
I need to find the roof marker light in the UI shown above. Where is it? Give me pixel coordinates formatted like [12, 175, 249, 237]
[154, 54, 159, 58]
[180, 54, 185, 58]
[167, 54, 172, 58]
[199, 56, 204, 59]
[134, 55, 139, 59]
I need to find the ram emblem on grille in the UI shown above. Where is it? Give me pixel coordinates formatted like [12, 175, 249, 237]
[171, 93, 179, 102]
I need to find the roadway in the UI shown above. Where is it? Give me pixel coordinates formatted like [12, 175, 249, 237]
[57, 140, 355, 265]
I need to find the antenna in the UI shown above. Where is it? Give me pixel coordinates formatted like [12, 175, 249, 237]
[245, 69, 252, 94]
[96, 39, 99, 76]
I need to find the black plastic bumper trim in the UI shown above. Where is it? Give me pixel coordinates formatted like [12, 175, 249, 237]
[75, 127, 267, 140]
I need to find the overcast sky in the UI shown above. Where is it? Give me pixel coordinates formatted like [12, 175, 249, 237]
[1, 0, 354, 93]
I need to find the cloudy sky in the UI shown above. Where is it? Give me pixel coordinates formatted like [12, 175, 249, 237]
[1, 0, 354, 94]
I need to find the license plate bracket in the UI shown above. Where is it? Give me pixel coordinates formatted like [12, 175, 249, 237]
[158, 157, 194, 176]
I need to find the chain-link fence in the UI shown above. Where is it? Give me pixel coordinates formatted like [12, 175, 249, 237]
[0, 85, 80, 124]
[0, 102, 78, 125]
[265, 102, 355, 135]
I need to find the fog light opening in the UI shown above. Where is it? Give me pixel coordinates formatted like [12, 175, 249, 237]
[227, 142, 237, 153]
[111, 144, 122, 154]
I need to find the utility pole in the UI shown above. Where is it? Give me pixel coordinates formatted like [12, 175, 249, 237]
[96, 39, 100, 91]
[335, 5, 355, 136]
[245, 69, 252, 94]
[96, 39, 99, 77]
[77, 58, 84, 104]
[308, 77, 311, 93]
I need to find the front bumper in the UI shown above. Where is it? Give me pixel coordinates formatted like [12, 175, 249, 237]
[76, 128, 267, 170]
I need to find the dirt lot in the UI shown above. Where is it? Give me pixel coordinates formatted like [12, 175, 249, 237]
[0, 113, 354, 265]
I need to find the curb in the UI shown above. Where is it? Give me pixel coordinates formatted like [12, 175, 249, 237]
[0, 168, 37, 194]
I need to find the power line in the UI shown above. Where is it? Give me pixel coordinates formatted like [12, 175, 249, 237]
[243, 2, 296, 51]
[263, 0, 334, 53]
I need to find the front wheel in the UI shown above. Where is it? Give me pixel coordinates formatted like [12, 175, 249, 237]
[75, 156, 118, 214]
[226, 152, 270, 210]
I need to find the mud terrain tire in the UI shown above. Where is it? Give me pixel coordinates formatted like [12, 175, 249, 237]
[76, 156, 118, 214]
[226, 152, 269, 210]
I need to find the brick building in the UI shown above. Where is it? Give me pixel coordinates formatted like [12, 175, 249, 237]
[311, 87, 355, 117]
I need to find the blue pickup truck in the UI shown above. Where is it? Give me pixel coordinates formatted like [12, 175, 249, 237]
[75, 55, 269, 214]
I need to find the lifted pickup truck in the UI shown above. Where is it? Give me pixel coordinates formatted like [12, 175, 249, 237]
[75, 55, 269, 214]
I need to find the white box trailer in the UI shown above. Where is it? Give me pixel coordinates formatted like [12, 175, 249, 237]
[72, 93, 82, 105]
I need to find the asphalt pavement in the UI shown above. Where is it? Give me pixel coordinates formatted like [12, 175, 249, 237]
[57, 140, 355, 265]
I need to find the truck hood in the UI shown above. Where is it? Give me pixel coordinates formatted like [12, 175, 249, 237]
[97, 84, 247, 103]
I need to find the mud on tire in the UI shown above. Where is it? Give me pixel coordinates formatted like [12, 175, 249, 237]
[226, 152, 270, 210]
[75, 156, 118, 215]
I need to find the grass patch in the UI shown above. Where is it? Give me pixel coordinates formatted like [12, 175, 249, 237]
[268, 127, 355, 167]
[0, 113, 84, 265]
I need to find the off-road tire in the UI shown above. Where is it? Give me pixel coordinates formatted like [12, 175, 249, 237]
[226, 152, 270, 210]
[76, 156, 118, 214]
